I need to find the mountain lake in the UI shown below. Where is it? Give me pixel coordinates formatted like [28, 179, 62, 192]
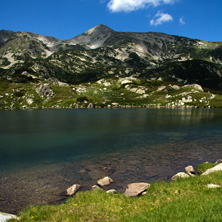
[0, 108, 222, 213]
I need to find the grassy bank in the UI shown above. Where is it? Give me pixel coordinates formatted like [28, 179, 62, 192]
[9, 163, 222, 221]
[1, 76, 222, 109]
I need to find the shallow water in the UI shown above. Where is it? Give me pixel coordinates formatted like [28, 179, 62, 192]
[0, 108, 222, 213]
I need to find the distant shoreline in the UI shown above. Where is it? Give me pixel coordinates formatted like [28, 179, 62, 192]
[0, 105, 217, 111]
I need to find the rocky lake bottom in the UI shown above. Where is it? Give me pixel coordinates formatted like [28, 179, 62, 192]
[1, 137, 222, 214]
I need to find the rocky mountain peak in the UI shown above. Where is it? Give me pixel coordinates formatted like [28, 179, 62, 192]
[65, 24, 114, 49]
[0, 25, 222, 92]
[85, 24, 113, 33]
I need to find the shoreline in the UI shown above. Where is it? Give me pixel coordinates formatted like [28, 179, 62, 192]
[2, 159, 222, 221]
[0, 105, 218, 111]
[0, 109, 222, 216]
[0, 138, 222, 214]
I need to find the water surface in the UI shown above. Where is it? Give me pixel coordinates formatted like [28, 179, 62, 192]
[0, 108, 222, 213]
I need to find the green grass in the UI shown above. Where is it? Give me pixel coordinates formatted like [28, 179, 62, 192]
[9, 163, 222, 222]
[196, 162, 218, 175]
[1, 77, 222, 109]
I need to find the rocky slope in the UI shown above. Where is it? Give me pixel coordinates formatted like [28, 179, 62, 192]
[0, 25, 222, 109]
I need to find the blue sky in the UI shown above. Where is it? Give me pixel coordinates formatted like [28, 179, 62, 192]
[1, 0, 222, 41]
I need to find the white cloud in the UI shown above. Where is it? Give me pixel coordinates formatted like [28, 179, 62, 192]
[150, 11, 173, 25]
[179, 17, 185, 25]
[107, 0, 175, 12]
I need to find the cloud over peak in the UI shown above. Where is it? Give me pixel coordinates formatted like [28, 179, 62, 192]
[107, 0, 175, 13]
[150, 11, 173, 26]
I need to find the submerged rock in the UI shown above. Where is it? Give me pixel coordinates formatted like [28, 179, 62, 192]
[92, 185, 102, 190]
[124, 183, 150, 197]
[79, 169, 87, 174]
[97, 176, 113, 187]
[66, 184, 81, 196]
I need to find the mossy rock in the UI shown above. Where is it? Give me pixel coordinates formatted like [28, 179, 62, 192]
[196, 162, 218, 175]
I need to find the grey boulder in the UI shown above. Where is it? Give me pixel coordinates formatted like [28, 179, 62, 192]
[185, 165, 195, 175]
[202, 163, 222, 175]
[0, 212, 19, 222]
[106, 189, 117, 194]
[66, 184, 81, 196]
[124, 183, 150, 197]
[35, 84, 54, 98]
[171, 172, 190, 180]
[97, 176, 113, 187]
[207, 184, 221, 189]
[215, 159, 222, 164]
[92, 185, 102, 190]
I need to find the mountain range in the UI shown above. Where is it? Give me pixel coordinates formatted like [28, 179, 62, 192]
[1, 25, 222, 109]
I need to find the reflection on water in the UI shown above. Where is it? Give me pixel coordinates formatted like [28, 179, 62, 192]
[0, 108, 222, 213]
[0, 108, 222, 171]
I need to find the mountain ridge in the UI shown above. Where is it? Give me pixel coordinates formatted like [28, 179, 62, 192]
[0, 24, 210, 51]
[0, 24, 222, 109]
[1, 24, 222, 89]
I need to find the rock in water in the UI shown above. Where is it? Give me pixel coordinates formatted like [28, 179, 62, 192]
[106, 189, 117, 194]
[185, 165, 195, 175]
[97, 176, 113, 187]
[92, 185, 102, 190]
[66, 184, 81, 196]
[124, 183, 150, 197]
[171, 172, 190, 180]
[202, 163, 222, 175]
